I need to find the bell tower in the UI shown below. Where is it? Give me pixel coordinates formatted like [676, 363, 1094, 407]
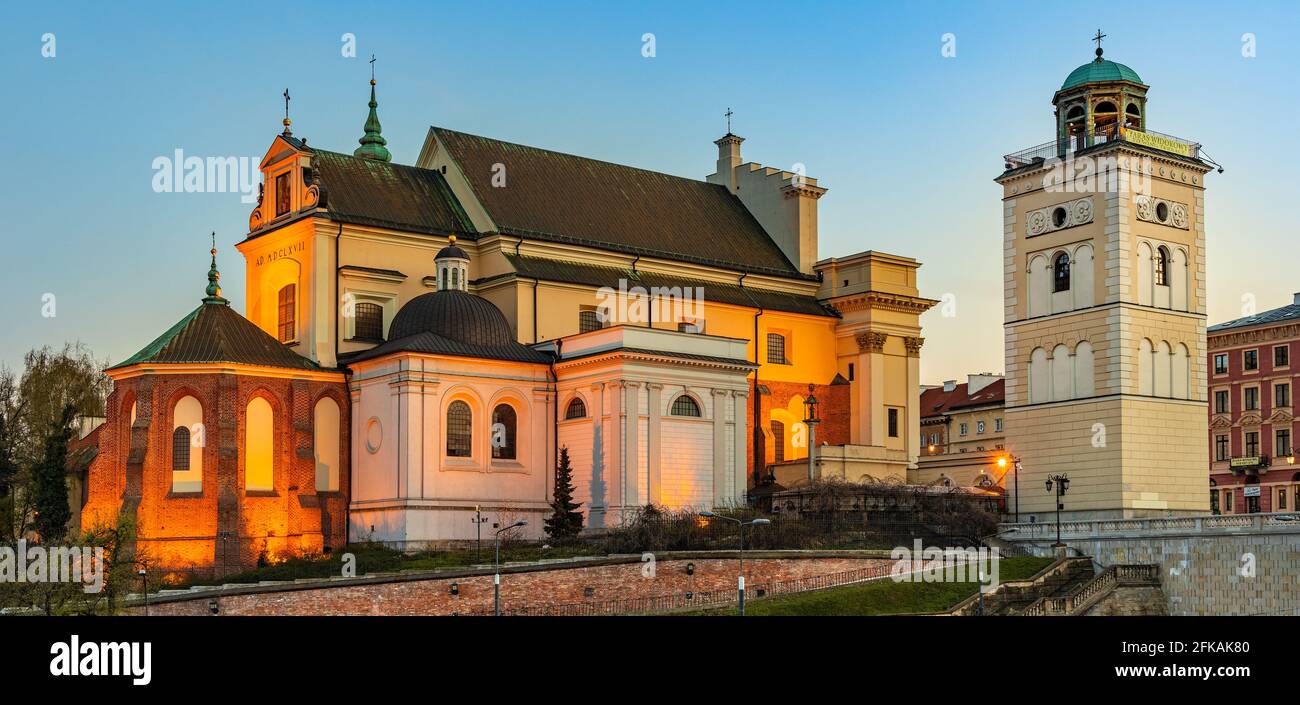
[997, 36, 1212, 520]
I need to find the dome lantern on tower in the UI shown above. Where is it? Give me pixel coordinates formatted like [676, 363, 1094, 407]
[435, 235, 470, 292]
[1052, 30, 1149, 155]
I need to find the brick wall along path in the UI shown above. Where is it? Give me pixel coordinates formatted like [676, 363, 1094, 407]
[136, 556, 894, 616]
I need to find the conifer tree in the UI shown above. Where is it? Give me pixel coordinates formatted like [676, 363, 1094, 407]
[545, 446, 583, 540]
[33, 405, 75, 542]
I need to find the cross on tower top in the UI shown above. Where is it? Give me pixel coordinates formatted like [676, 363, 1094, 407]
[724, 107, 734, 134]
[282, 88, 292, 135]
[369, 54, 376, 84]
[1093, 28, 1107, 58]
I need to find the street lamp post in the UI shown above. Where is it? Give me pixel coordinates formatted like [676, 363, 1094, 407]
[470, 505, 489, 562]
[997, 454, 1021, 522]
[494, 520, 528, 616]
[1045, 473, 1070, 548]
[803, 384, 820, 484]
[700, 512, 770, 616]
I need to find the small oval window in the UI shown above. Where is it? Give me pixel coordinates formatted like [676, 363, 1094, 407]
[1052, 207, 1068, 227]
[1155, 201, 1169, 222]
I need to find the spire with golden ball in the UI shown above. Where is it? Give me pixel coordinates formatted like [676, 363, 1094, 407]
[204, 232, 228, 305]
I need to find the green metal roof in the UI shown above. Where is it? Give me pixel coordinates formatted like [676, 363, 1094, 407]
[1061, 59, 1143, 90]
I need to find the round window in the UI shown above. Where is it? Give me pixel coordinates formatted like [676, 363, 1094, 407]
[365, 417, 383, 454]
[1052, 207, 1068, 227]
[1155, 201, 1169, 222]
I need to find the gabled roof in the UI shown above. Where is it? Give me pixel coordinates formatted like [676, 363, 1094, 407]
[1209, 297, 1300, 333]
[110, 301, 322, 372]
[310, 149, 474, 236]
[920, 379, 1005, 419]
[433, 127, 809, 279]
[497, 254, 835, 318]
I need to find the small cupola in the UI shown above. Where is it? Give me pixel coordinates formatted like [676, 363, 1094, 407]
[435, 235, 470, 292]
[1053, 31, 1148, 153]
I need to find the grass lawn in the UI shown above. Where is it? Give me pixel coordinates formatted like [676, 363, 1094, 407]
[166, 542, 606, 590]
[689, 556, 1053, 616]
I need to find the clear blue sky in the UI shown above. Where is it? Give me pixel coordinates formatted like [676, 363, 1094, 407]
[2, 0, 1297, 383]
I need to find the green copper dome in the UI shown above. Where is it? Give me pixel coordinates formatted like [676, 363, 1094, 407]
[1061, 58, 1143, 90]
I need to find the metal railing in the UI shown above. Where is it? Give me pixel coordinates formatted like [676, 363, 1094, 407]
[1003, 128, 1201, 168]
[1021, 564, 1160, 616]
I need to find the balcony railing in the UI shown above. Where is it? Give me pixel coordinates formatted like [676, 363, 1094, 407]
[1003, 127, 1202, 169]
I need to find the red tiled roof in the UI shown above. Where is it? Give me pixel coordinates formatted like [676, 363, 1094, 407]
[920, 379, 1005, 419]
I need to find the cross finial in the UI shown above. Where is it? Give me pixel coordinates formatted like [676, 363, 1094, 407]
[282, 88, 292, 135]
[1093, 29, 1107, 58]
[724, 107, 734, 134]
[369, 54, 376, 85]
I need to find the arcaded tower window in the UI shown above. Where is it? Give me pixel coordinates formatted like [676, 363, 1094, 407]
[1053, 253, 1071, 293]
[277, 284, 296, 342]
[446, 401, 472, 458]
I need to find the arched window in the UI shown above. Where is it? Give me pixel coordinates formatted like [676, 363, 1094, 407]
[172, 395, 203, 493]
[245, 397, 275, 492]
[277, 284, 296, 343]
[314, 397, 341, 492]
[172, 427, 190, 471]
[1053, 253, 1071, 293]
[491, 404, 517, 460]
[565, 397, 587, 419]
[671, 395, 701, 417]
[354, 302, 384, 341]
[446, 401, 472, 457]
[1155, 246, 1169, 286]
[771, 420, 785, 463]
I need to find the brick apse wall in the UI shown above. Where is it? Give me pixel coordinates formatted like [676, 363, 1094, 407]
[134, 555, 893, 616]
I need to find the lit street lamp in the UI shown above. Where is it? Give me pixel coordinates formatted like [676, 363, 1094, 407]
[494, 520, 527, 616]
[996, 454, 1022, 522]
[803, 384, 820, 484]
[700, 511, 771, 616]
[470, 505, 489, 562]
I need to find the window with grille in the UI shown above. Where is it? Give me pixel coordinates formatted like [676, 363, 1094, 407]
[275, 172, 290, 216]
[771, 420, 785, 463]
[565, 398, 586, 419]
[1053, 253, 1070, 292]
[670, 395, 701, 417]
[492, 404, 517, 460]
[766, 333, 787, 364]
[353, 302, 384, 341]
[172, 427, 191, 471]
[579, 309, 602, 333]
[888, 408, 899, 438]
[1154, 246, 1169, 286]
[446, 401, 472, 457]
[277, 284, 295, 342]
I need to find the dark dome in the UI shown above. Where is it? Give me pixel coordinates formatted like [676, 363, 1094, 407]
[388, 290, 516, 348]
[436, 244, 469, 260]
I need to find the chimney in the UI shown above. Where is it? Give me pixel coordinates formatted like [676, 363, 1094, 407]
[712, 133, 744, 194]
[943, 380, 957, 392]
[967, 373, 1004, 395]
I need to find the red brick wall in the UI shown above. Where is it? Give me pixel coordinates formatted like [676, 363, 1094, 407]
[82, 369, 349, 579]
[134, 556, 892, 616]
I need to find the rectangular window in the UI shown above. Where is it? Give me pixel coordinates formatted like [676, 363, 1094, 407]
[847, 363, 854, 382]
[976, 420, 986, 434]
[1244, 387, 1259, 411]
[771, 420, 785, 463]
[1223, 490, 1233, 513]
[1214, 354, 1228, 375]
[1215, 435, 1229, 461]
[1245, 431, 1260, 457]
[887, 408, 899, 438]
[353, 301, 384, 341]
[959, 422, 968, 437]
[766, 333, 788, 365]
[1244, 349, 1259, 371]
[277, 284, 296, 343]
[1279, 488, 1288, 511]
[1214, 390, 1229, 414]
[1275, 345, 1290, 368]
[994, 418, 1003, 432]
[275, 172, 290, 217]
[578, 308, 602, 333]
[1277, 429, 1292, 458]
[1276, 383, 1291, 408]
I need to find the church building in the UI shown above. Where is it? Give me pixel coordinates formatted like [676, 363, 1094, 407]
[997, 39, 1213, 520]
[81, 73, 935, 574]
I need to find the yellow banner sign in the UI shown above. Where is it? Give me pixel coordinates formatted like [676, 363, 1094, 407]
[1124, 129, 1196, 158]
